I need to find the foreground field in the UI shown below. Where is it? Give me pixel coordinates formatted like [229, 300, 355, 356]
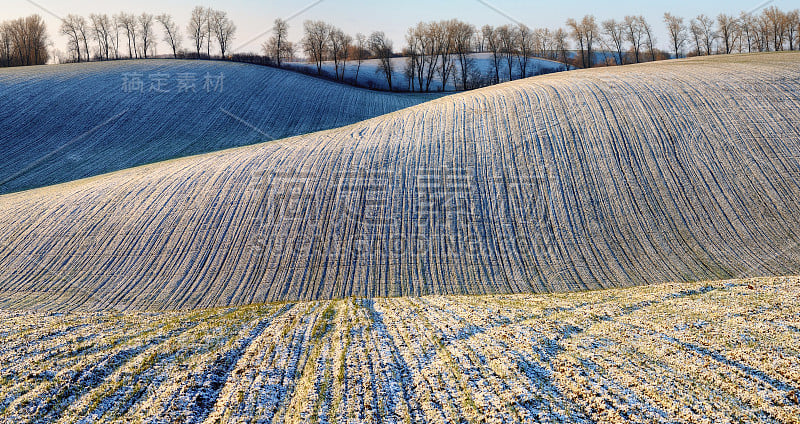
[1, 276, 797, 423]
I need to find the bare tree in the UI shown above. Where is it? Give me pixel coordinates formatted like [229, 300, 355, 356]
[554, 27, 570, 71]
[414, 22, 441, 92]
[583, 16, 599, 68]
[756, 13, 771, 51]
[516, 23, 533, 77]
[640, 17, 657, 61]
[329, 27, 352, 81]
[353, 33, 368, 84]
[138, 13, 155, 58]
[5, 15, 48, 66]
[476, 27, 488, 53]
[211, 10, 235, 57]
[787, 10, 799, 51]
[482, 25, 501, 83]
[264, 18, 292, 66]
[695, 14, 717, 55]
[433, 20, 455, 90]
[89, 14, 104, 60]
[689, 18, 704, 55]
[568, 15, 597, 68]
[28, 15, 49, 65]
[602, 18, 626, 65]
[7, 19, 24, 65]
[61, 15, 83, 62]
[110, 14, 120, 58]
[532, 28, 553, 59]
[403, 51, 416, 90]
[187, 6, 206, 56]
[739, 12, 756, 53]
[89, 14, 112, 60]
[302, 20, 331, 74]
[204, 8, 214, 56]
[405, 27, 420, 90]
[369, 31, 394, 91]
[663, 13, 687, 58]
[624, 15, 645, 63]
[784, 9, 800, 50]
[0, 23, 12, 66]
[763, 6, 786, 51]
[717, 14, 738, 54]
[69, 15, 90, 62]
[567, 18, 585, 67]
[157, 14, 181, 58]
[496, 24, 516, 80]
[451, 20, 476, 89]
[117, 13, 137, 58]
[405, 25, 422, 91]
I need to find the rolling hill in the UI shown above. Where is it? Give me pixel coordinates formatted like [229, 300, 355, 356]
[0, 59, 439, 194]
[1, 53, 799, 311]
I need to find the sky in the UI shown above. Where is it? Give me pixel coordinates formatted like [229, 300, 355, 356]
[3, 0, 788, 59]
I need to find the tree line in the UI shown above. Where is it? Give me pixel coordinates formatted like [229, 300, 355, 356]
[3, 5, 800, 91]
[57, 7, 235, 63]
[265, 5, 799, 91]
[0, 15, 48, 67]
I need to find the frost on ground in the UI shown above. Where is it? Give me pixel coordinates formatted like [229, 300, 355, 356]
[0, 60, 440, 193]
[1, 53, 799, 311]
[0, 276, 798, 423]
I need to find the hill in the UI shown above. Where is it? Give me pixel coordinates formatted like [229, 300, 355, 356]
[0, 276, 797, 422]
[0, 59, 439, 194]
[0, 53, 799, 311]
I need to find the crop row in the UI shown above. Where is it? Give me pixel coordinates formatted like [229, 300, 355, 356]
[1, 53, 800, 310]
[1, 276, 798, 423]
[0, 59, 435, 193]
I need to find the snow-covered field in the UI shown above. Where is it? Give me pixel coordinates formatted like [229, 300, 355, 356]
[286, 53, 568, 91]
[1, 276, 797, 423]
[0, 53, 799, 311]
[0, 60, 440, 193]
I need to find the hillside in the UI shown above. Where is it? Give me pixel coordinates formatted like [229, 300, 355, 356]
[1, 53, 799, 311]
[0, 276, 797, 422]
[0, 59, 439, 194]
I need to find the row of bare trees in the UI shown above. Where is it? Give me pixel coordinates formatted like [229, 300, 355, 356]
[262, 5, 799, 83]
[187, 6, 236, 58]
[403, 20, 570, 90]
[293, 21, 368, 83]
[266, 19, 386, 87]
[404, 20, 478, 91]
[597, 16, 658, 65]
[511, 6, 799, 70]
[61, 13, 156, 61]
[58, 6, 235, 63]
[589, 7, 800, 67]
[274, 18, 567, 91]
[0, 15, 48, 67]
[9, 5, 797, 81]
[665, 7, 800, 58]
[262, 5, 799, 93]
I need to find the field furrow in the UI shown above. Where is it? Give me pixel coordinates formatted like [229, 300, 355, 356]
[3, 53, 800, 310]
[1, 276, 797, 423]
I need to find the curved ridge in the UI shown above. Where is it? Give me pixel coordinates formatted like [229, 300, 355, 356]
[1, 53, 799, 311]
[0, 59, 439, 194]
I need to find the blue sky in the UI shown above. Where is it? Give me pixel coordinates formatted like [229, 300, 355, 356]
[5, 0, 786, 57]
